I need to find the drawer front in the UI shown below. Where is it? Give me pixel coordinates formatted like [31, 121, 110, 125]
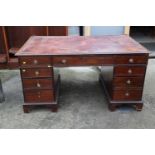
[19, 56, 52, 67]
[24, 90, 54, 103]
[53, 56, 113, 66]
[115, 55, 148, 64]
[53, 56, 81, 66]
[114, 66, 146, 76]
[82, 56, 113, 65]
[113, 77, 144, 88]
[21, 68, 53, 78]
[22, 78, 53, 89]
[112, 89, 142, 101]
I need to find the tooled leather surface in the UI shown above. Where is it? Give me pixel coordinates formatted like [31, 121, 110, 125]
[16, 35, 149, 56]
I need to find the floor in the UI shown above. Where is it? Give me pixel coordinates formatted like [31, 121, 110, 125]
[0, 59, 155, 129]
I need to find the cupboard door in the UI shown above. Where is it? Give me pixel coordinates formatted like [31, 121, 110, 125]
[48, 26, 68, 36]
[0, 27, 6, 54]
[5, 26, 47, 48]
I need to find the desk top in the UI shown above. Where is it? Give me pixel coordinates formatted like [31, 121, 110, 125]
[16, 35, 149, 56]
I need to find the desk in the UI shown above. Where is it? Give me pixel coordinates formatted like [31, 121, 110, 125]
[16, 35, 149, 113]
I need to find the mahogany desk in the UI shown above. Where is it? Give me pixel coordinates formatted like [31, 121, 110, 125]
[16, 35, 149, 113]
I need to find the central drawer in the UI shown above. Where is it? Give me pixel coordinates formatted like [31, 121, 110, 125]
[24, 90, 54, 103]
[22, 78, 53, 89]
[53, 56, 113, 66]
[21, 68, 53, 78]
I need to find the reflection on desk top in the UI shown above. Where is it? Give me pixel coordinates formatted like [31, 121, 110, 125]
[16, 35, 149, 56]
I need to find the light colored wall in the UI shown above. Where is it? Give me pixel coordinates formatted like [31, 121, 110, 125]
[90, 26, 125, 36]
[68, 26, 79, 36]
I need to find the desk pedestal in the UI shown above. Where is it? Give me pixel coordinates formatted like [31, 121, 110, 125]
[99, 63, 146, 111]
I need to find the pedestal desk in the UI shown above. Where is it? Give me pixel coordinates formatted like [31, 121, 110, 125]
[16, 35, 149, 113]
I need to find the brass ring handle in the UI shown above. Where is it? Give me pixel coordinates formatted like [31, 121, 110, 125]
[126, 79, 131, 84]
[128, 69, 132, 74]
[22, 69, 26, 72]
[33, 59, 38, 64]
[35, 71, 39, 76]
[129, 58, 134, 63]
[37, 83, 41, 88]
[125, 92, 130, 97]
[22, 61, 26, 64]
[62, 59, 67, 64]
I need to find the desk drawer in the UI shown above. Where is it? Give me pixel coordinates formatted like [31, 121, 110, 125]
[112, 89, 142, 101]
[19, 56, 52, 67]
[115, 55, 148, 64]
[24, 90, 54, 103]
[22, 78, 53, 89]
[114, 66, 146, 76]
[53, 56, 81, 66]
[113, 77, 144, 88]
[53, 56, 113, 66]
[21, 68, 53, 78]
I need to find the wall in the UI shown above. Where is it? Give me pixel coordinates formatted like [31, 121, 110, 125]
[90, 26, 125, 36]
[68, 26, 79, 36]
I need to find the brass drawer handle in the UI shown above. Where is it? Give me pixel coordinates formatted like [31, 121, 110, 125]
[125, 92, 130, 97]
[22, 69, 26, 73]
[22, 61, 26, 65]
[35, 71, 40, 76]
[33, 59, 38, 64]
[126, 79, 131, 84]
[128, 69, 132, 74]
[61, 59, 67, 64]
[129, 58, 134, 63]
[37, 83, 41, 88]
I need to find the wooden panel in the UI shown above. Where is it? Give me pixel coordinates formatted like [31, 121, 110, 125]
[112, 89, 142, 101]
[113, 77, 144, 88]
[5, 26, 47, 48]
[19, 56, 52, 67]
[114, 66, 146, 76]
[53, 56, 113, 66]
[22, 78, 53, 89]
[115, 55, 148, 64]
[24, 89, 54, 103]
[21, 68, 53, 78]
[48, 26, 68, 36]
[0, 27, 6, 53]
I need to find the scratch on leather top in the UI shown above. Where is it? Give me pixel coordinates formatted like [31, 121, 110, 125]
[16, 35, 149, 56]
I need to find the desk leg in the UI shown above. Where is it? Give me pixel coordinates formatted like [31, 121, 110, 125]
[23, 105, 30, 113]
